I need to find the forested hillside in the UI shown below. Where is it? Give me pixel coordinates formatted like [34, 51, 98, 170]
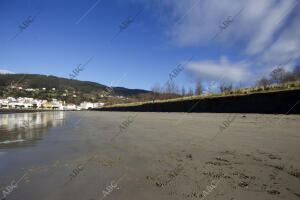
[0, 74, 149, 104]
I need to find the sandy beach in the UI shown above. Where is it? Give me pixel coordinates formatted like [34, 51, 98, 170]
[0, 111, 299, 200]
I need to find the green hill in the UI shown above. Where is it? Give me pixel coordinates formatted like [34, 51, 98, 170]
[0, 73, 149, 104]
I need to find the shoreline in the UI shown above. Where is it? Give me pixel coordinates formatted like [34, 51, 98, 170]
[0, 109, 61, 114]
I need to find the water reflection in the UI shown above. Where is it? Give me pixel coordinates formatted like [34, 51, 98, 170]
[0, 111, 67, 148]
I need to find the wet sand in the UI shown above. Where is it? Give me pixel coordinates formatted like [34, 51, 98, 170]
[0, 111, 299, 200]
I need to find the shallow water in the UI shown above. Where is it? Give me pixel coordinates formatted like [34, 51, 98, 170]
[0, 111, 121, 200]
[0, 111, 67, 148]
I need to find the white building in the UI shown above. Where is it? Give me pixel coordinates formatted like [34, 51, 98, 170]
[23, 103, 33, 109]
[64, 103, 76, 110]
[93, 102, 105, 108]
[80, 102, 94, 110]
[76, 106, 82, 111]
[51, 99, 64, 110]
[32, 100, 42, 108]
[0, 99, 9, 108]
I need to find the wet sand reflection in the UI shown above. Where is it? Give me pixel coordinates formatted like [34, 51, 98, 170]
[0, 112, 67, 149]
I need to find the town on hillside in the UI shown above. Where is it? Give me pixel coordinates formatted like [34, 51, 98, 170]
[0, 86, 105, 110]
[0, 96, 104, 110]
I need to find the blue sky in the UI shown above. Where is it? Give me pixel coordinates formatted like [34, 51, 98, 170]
[1, 0, 300, 91]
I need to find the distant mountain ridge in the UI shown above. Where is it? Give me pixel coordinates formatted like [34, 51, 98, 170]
[0, 73, 149, 96]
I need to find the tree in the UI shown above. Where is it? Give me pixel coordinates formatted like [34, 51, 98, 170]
[181, 86, 186, 96]
[256, 77, 270, 86]
[188, 87, 194, 96]
[164, 80, 179, 95]
[195, 80, 203, 95]
[293, 66, 300, 80]
[269, 67, 286, 84]
[220, 82, 232, 92]
[164, 80, 172, 94]
[206, 80, 216, 94]
[282, 72, 296, 83]
[151, 83, 162, 102]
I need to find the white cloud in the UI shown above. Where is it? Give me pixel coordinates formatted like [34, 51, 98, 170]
[185, 56, 253, 83]
[0, 69, 15, 74]
[245, 0, 296, 55]
[148, 0, 299, 52]
[137, 0, 300, 83]
[261, 10, 300, 68]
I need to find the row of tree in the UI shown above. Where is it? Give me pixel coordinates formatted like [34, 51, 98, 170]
[143, 65, 300, 103]
[150, 80, 204, 100]
[256, 66, 300, 86]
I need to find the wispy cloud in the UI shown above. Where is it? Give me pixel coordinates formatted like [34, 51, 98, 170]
[185, 56, 252, 83]
[139, 0, 300, 80]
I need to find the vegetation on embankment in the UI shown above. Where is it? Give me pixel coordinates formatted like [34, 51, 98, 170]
[94, 81, 300, 114]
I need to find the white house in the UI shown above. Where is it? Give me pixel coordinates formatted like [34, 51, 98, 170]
[7, 97, 16, 102]
[80, 102, 94, 110]
[25, 88, 35, 91]
[51, 100, 63, 110]
[0, 99, 9, 108]
[64, 103, 76, 110]
[32, 100, 42, 108]
[76, 106, 82, 110]
[8, 101, 20, 108]
[0, 103, 8, 108]
[23, 103, 33, 109]
[93, 102, 105, 108]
